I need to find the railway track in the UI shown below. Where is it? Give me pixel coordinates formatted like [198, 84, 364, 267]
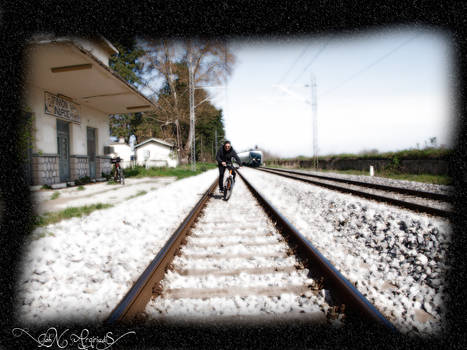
[258, 167, 452, 218]
[106, 172, 396, 331]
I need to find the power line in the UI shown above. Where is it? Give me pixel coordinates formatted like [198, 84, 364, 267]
[289, 39, 330, 86]
[321, 34, 419, 97]
[276, 43, 312, 86]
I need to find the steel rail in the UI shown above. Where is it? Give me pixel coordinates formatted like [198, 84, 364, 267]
[261, 167, 451, 202]
[105, 178, 218, 325]
[257, 167, 451, 218]
[106, 171, 396, 331]
[237, 170, 398, 332]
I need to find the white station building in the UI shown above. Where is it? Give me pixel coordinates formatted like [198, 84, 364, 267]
[23, 35, 156, 185]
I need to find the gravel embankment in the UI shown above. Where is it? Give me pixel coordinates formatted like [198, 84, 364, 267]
[261, 169, 452, 213]
[15, 170, 217, 325]
[266, 167, 453, 196]
[241, 167, 452, 336]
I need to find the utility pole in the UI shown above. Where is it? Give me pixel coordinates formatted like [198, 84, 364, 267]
[188, 47, 196, 171]
[200, 135, 203, 162]
[311, 74, 318, 169]
[273, 80, 318, 168]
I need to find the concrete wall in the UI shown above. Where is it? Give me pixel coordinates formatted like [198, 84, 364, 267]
[70, 155, 88, 179]
[31, 154, 59, 185]
[96, 156, 112, 177]
[267, 158, 450, 175]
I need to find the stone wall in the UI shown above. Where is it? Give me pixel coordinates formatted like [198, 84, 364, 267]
[96, 155, 112, 177]
[31, 154, 59, 185]
[70, 155, 89, 180]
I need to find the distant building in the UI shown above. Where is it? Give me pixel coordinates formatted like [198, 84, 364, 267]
[22, 35, 156, 185]
[135, 138, 178, 168]
[109, 138, 133, 169]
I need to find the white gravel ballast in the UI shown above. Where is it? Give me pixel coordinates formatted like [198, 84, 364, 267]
[15, 170, 217, 325]
[240, 168, 452, 336]
[145, 178, 334, 325]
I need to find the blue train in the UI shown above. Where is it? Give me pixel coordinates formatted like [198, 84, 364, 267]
[237, 150, 263, 167]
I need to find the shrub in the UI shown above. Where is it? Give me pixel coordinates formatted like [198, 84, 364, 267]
[75, 176, 91, 186]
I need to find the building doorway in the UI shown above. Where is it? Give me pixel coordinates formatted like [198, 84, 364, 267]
[87, 127, 96, 179]
[57, 119, 70, 182]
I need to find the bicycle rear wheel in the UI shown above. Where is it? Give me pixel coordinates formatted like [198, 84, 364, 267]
[118, 168, 125, 185]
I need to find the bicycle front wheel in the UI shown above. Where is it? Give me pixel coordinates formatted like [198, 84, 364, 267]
[224, 178, 232, 200]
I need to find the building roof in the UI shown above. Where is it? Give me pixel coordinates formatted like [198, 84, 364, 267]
[25, 37, 157, 114]
[109, 142, 131, 146]
[135, 138, 174, 149]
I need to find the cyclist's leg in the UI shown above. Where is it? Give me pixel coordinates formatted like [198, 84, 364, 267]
[218, 165, 225, 191]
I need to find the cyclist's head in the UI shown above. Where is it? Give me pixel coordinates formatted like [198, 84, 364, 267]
[223, 141, 231, 151]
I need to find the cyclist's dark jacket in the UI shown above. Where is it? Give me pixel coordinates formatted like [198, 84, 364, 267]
[216, 144, 241, 166]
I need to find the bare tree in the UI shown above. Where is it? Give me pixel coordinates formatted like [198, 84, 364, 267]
[138, 38, 235, 162]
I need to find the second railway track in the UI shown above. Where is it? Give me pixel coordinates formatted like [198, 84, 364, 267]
[106, 171, 396, 331]
[258, 167, 453, 218]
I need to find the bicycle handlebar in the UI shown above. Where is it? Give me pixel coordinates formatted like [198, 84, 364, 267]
[224, 162, 241, 170]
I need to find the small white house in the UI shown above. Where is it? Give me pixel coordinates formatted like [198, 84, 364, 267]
[109, 138, 133, 168]
[135, 138, 178, 168]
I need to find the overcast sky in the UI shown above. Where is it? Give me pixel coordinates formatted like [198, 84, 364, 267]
[205, 26, 457, 157]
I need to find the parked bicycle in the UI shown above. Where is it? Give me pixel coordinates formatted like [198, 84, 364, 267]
[111, 156, 125, 185]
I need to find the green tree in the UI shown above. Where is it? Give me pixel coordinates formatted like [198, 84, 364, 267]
[109, 113, 142, 141]
[109, 41, 145, 86]
[108, 41, 146, 140]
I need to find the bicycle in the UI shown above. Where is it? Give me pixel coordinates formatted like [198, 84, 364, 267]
[111, 156, 125, 185]
[223, 161, 239, 201]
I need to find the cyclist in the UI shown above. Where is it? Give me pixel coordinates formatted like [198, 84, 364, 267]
[216, 140, 241, 193]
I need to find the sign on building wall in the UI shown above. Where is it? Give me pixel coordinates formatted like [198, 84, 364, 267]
[44, 92, 80, 124]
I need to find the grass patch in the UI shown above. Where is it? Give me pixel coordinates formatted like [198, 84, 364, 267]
[123, 162, 217, 180]
[269, 147, 452, 162]
[33, 203, 113, 227]
[30, 231, 56, 241]
[75, 176, 92, 186]
[276, 167, 452, 185]
[77, 185, 85, 191]
[314, 169, 452, 185]
[125, 190, 147, 200]
[375, 172, 451, 185]
[50, 191, 60, 200]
